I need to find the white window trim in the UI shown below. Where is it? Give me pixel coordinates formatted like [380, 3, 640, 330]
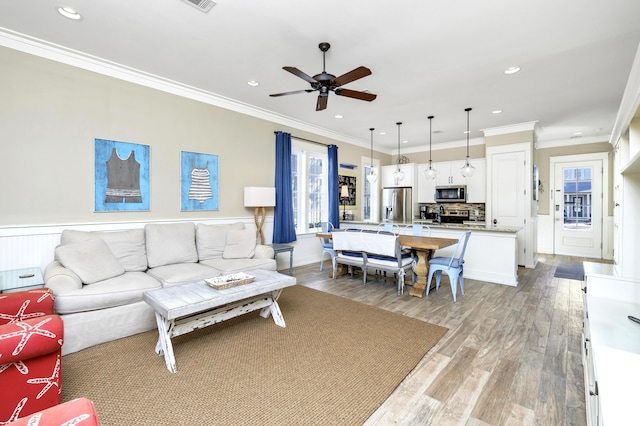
[362, 155, 380, 223]
[292, 138, 329, 234]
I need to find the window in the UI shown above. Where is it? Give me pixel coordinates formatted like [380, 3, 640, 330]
[291, 139, 328, 233]
[563, 166, 592, 229]
[362, 156, 379, 222]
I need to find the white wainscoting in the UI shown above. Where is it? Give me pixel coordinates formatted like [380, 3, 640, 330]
[0, 218, 326, 274]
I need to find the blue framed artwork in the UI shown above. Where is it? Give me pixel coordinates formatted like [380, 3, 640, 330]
[94, 139, 150, 212]
[180, 151, 219, 211]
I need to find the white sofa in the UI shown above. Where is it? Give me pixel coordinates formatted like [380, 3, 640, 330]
[43, 222, 276, 355]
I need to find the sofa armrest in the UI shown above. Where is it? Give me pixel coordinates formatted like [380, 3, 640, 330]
[44, 261, 82, 294]
[254, 244, 274, 259]
[0, 314, 63, 364]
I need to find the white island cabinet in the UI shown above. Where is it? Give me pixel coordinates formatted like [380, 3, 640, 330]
[583, 262, 640, 425]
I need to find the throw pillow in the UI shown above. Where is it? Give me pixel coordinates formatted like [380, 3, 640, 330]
[55, 239, 125, 284]
[145, 223, 198, 268]
[222, 229, 256, 259]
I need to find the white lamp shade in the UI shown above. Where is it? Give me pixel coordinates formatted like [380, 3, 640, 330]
[244, 187, 276, 207]
[340, 185, 349, 198]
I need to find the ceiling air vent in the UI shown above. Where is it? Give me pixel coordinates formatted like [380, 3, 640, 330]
[181, 0, 216, 13]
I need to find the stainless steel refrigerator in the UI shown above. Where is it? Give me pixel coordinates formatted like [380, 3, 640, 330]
[382, 187, 413, 223]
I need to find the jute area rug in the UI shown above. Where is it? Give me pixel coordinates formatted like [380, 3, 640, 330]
[61, 285, 447, 425]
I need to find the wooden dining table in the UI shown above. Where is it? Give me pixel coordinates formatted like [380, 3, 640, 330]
[398, 234, 458, 297]
[315, 231, 458, 298]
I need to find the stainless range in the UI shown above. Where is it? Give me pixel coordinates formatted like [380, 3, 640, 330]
[437, 209, 469, 224]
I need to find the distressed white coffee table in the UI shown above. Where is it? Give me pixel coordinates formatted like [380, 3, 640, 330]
[143, 269, 296, 373]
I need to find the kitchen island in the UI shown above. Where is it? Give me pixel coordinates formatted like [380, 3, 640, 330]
[340, 221, 520, 286]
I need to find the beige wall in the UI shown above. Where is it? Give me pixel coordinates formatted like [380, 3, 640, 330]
[0, 47, 377, 227]
[536, 141, 613, 215]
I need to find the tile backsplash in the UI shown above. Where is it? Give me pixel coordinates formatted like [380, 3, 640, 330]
[419, 203, 485, 222]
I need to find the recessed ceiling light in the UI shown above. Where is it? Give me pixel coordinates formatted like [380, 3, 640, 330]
[402, 140, 409, 144]
[492, 109, 503, 114]
[379, 131, 386, 135]
[334, 114, 343, 119]
[504, 66, 520, 75]
[572, 131, 583, 137]
[247, 80, 259, 87]
[58, 6, 82, 20]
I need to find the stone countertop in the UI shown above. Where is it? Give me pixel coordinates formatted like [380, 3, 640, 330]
[342, 220, 521, 234]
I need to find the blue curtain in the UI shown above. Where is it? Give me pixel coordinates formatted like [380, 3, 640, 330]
[328, 144, 340, 228]
[273, 131, 297, 243]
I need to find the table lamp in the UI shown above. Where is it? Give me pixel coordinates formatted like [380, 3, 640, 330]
[340, 185, 349, 221]
[244, 187, 276, 245]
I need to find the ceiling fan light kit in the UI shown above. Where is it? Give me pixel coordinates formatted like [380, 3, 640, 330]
[366, 127, 378, 184]
[392, 122, 405, 184]
[270, 42, 377, 111]
[424, 115, 437, 180]
[461, 107, 476, 178]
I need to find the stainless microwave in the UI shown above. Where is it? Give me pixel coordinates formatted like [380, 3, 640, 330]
[435, 185, 466, 203]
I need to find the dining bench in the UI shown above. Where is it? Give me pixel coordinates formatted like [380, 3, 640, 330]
[331, 229, 414, 295]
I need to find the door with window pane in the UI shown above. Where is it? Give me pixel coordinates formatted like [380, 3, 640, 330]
[553, 160, 602, 258]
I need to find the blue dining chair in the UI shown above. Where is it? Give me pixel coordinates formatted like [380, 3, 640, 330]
[426, 231, 471, 302]
[404, 224, 431, 236]
[319, 222, 335, 272]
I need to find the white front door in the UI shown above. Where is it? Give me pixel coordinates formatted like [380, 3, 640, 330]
[491, 150, 526, 265]
[553, 159, 603, 258]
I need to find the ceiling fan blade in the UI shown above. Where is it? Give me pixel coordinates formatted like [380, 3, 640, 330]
[316, 95, 328, 111]
[269, 89, 314, 97]
[283, 66, 317, 84]
[333, 66, 372, 86]
[334, 88, 377, 102]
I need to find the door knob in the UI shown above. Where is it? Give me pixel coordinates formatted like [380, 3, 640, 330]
[493, 219, 497, 225]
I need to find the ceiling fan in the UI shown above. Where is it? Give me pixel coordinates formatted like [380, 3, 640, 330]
[269, 42, 377, 111]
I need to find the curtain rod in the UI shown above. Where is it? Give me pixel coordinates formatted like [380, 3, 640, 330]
[274, 131, 330, 147]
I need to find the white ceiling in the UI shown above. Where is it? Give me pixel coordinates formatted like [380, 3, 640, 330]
[1, 0, 640, 153]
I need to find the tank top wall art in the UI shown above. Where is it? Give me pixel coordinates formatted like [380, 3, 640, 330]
[188, 161, 213, 204]
[105, 148, 142, 203]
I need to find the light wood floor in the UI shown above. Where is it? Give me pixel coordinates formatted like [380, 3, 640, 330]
[288, 254, 600, 425]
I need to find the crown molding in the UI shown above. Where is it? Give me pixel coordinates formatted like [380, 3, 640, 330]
[536, 135, 610, 150]
[482, 121, 539, 137]
[0, 27, 367, 148]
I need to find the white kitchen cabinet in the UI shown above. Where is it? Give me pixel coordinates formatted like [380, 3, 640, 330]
[416, 163, 437, 203]
[381, 163, 416, 188]
[416, 159, 485, 203]
[582, 263, 640, 425]
[435, 160, 467, 186]
[465, 158, 486, 203]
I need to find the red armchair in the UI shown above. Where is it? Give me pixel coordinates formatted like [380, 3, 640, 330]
[0, 289, 64, 423]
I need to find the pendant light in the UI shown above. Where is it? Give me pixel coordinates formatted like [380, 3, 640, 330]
[392, 122, 405, 183]
[460, 107, 475, 178]
[424, 115, 437, 180]
[366, 127, 378, 184]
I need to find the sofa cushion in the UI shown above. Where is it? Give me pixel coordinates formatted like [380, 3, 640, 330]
[146, 263, 220, 287]
[223, 229, 256, 259]
[52, 271, 162, 314]
[145, 223, 198, 268]
[55, 239, 125, 284]
[196, 222, 245, 261]
[200, 257, 277, 275]
[60, 229, 147, 272]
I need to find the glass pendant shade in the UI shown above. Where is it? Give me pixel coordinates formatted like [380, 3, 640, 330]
[367, 127, 378, 183]
[392, 166, 405, 182]
[393, 122, 405, 182]
[460, 108, 474, 178]
[424, 115, 437, 180]
[461, 158, 476, 177]
[424, 162, 437, 180]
